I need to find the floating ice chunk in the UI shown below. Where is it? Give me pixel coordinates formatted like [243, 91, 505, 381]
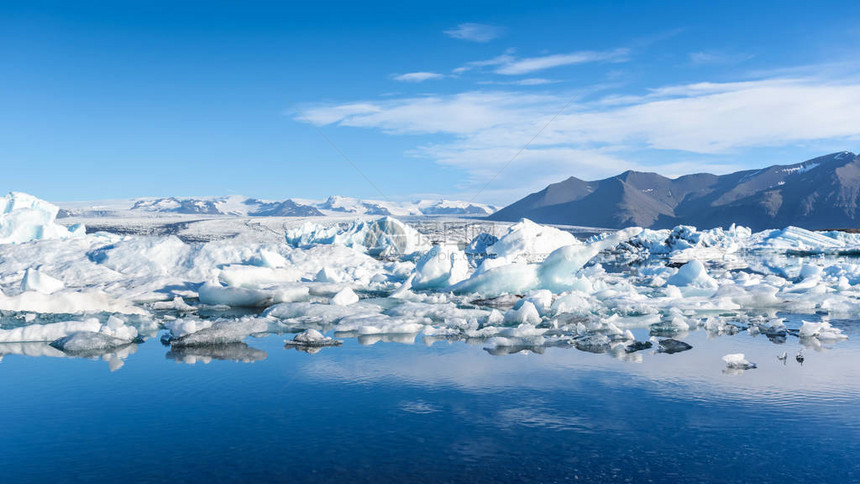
[722, 353, 757, 370]
[504, 301, 541, 325]
[537, 227, 642, 292]
[551, 293, 593, 316]
[0, 316, 137, 344]
[754, 226, 846, 253]
[713, 283, 780, 308]
[198, 282, 275, 308]
[251, 248, 288, 268]
[151, 296, 196, 311]
[0, 192, 85, 244]
[164, 317, 268, 347]
[21, 268, 65, 294]
[486, 309, 504, 325]
[451, 262, 539, 296]
[218, 265, 301, 289]
[286, 217, 430, 257]
[412, 244, 470, 289]
[465, 232, 498, 256]
[50, 332, 134, 354]
[799, 321, 848, 340]
[0, 290, 144, 314]
[88, 235, 191, 277]
[517, 290, 553, 316]
[452, 227, 641, 297]
[656, 338, 693, 354]
[666, 260, 717, 288]
[331, 287, 359, 306]
[798, 264, 822, 280]
[624, 340, 653, 353]
[284, 329, 342, 348]
[336, 312, 427, 336]
[487, 219, 579, 262]
[315, 266, 343, 283]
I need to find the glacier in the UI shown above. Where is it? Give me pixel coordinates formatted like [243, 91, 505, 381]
[0, 192, 856, 369]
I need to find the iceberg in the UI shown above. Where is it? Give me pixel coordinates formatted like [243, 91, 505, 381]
[411, 244, 470, 290]
[284, 329, 342, 348]
[21, 268, 65, 294]
[0, 192, 85, 244]
[331, 287, 359, 306]
[286, 217, 431, 257]
[722, 353, 757, 370]
[163, 317, 268, 347]
[0, 316, 137, 344]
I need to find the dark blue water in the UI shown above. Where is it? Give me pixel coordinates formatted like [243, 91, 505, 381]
[1, 326, 859, 483]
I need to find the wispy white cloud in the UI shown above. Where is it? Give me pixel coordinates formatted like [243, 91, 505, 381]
[444, 23, 504, 42]
[297, 76, 860, 202]
[393, 71, 446, 82]
[477, 78, 560, 86]
[689, 51, 755, 65]
[494, 49, 630, 75]
[453, 48, 629, 77]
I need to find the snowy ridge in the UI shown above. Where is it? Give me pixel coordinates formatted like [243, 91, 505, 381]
[60, 195, 498, 218]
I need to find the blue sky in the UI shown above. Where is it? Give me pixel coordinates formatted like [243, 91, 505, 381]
[2, 0, 859, 204]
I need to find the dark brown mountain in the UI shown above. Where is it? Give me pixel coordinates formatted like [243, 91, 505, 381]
[489, 152, 860, 231]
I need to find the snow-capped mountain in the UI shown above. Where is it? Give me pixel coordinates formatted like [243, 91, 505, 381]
[59, 195, 497, 218]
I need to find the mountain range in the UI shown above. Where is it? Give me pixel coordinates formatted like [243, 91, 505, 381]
[59, 195, 497, 218]
[490, 151, 860, 231]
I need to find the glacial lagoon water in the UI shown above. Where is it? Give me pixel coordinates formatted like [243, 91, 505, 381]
[1, 315, 858, 483]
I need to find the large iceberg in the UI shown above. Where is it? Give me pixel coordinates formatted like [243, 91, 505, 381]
[0, 192, 85, 244]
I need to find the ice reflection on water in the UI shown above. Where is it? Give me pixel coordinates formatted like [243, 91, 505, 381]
[0, 316, 857, 483]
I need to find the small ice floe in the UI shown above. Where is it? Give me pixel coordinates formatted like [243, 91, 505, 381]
[798, 321, 848, 341]
[656, 338, 693, 354]
[624, 341, 653, 354]
[0, 316, 138, 346]
[162, 317, 268, 347]
[284, 329, 342, 351]
[151, 295, 196, 312]
[722, 353, 757, 370]
[330, 287, 359, 306]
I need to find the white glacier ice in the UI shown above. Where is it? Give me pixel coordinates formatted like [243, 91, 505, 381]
[0, 198, 857, 362]
[331, 287, 359, 306]
[0, 192, 85, 244]
[285, 217, 431, 257]
[21, 268, 65, 294]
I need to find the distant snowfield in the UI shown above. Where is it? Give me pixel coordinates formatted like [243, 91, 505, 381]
[0, 191, 855, 371]
[57, 194, 500, 219]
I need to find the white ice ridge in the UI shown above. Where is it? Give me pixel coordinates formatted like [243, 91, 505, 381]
[0, 192, 85, 244]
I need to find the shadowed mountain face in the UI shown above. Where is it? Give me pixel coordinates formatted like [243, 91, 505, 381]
[490, 152, 860, 231]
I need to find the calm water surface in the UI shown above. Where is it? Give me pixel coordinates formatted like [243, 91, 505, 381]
[1, 318, 858, 483]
